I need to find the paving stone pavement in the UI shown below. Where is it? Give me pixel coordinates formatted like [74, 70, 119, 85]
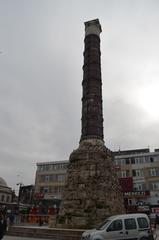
[3, 236, 50, 240]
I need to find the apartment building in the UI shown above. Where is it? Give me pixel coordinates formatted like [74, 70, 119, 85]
[114, 148, 159, 213]
[34, 160, 68, 204]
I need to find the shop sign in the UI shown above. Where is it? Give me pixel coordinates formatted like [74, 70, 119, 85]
[34, 193, 44, 199]
[124, 191, 150, 197]
[44, 193, 55, 200]
[119, 177, 133, 192]
[152, 208, 159, 214]
[137, 205, 150, 212]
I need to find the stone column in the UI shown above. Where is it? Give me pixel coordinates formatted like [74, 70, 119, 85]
[81, 19, 103, 142]
[58, 19, 125, 229]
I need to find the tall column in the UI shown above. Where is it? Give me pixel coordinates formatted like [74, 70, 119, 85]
[81, 19, 104, 142]
[58, 19, 125, 229]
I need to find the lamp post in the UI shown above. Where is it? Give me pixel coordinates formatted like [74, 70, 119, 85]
[16, 182, 23, 224]
[16, 182, 23, 206]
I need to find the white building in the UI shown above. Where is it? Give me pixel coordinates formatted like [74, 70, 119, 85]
[0, 177, 13, 206]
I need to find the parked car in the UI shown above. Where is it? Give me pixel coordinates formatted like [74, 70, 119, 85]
[81, 213, 153, 240]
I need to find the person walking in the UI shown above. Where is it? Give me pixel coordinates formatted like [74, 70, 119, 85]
[155, 214, 159, 230]
[0, 212, 7, 240]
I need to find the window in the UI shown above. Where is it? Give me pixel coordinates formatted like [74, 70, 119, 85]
[145, 157, 150, 163]
[137, 217, 148, 228]
[115, 160, 118, 165]
[43, 187, 49, 193]
[58, 186, 64, 193]
[96, 220, 110, 230]
[38, 165, 47, 171]
[45, 165, 50, 171]
[132, 170, 135, 176]
[107, 220, 122, 231]
[52, 164, 58, 170]
[39, 175, 46, 182]
[150, 168, 157, 177]
[120, 159, 126, 165]
[6, 196, 10, 202]
[132, 169, 143, 177]
[121, 170, 129, 177]
[1, 195, 4, 202]
[145, 156, 154, 163]
[125, 158, 129, 164]
[45, 175, 50, 181]
[57, 174, 65, 182]
[135, 158, 142, 164]
[133, 183, 143, 191]
[152, 182, 159, 190]
[60, 163, 67, 169]
[37, 165, 43, 171]
[124, 218, 137, 230]
[131, 157, 135, 164]
[150, 157, 154, 163]
[121, 171, 126, 177]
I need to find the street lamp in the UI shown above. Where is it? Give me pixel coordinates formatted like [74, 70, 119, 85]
[16, 182, 23, 205]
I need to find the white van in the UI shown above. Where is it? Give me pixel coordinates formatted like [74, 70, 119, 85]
[81, 213, 153, 240]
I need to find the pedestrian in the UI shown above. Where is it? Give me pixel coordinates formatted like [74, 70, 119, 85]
[155, 214, 159, 230]
[38, 216, 43, 226]
[0, 212, 7, 240]
[9, 213, 14, 226]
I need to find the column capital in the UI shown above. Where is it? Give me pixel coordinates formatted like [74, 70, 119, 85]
[84, 19, 102, 37]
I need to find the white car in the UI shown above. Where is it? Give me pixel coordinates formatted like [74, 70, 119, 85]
[81, 213, 153, 240]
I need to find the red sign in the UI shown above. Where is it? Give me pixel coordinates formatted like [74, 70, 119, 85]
[152, 208, 159, 213]
[34, 193, 44, 199]
[119, 177, 133, 192]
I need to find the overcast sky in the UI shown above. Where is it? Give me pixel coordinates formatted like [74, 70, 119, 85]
[0, 0, 159, 192]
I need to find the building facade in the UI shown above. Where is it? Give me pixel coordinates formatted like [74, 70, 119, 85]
[19, 185, 34, 205]
[0, 177, 13, 206]
[34, 160, 68, 203]
[114, 148, 159, 214]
